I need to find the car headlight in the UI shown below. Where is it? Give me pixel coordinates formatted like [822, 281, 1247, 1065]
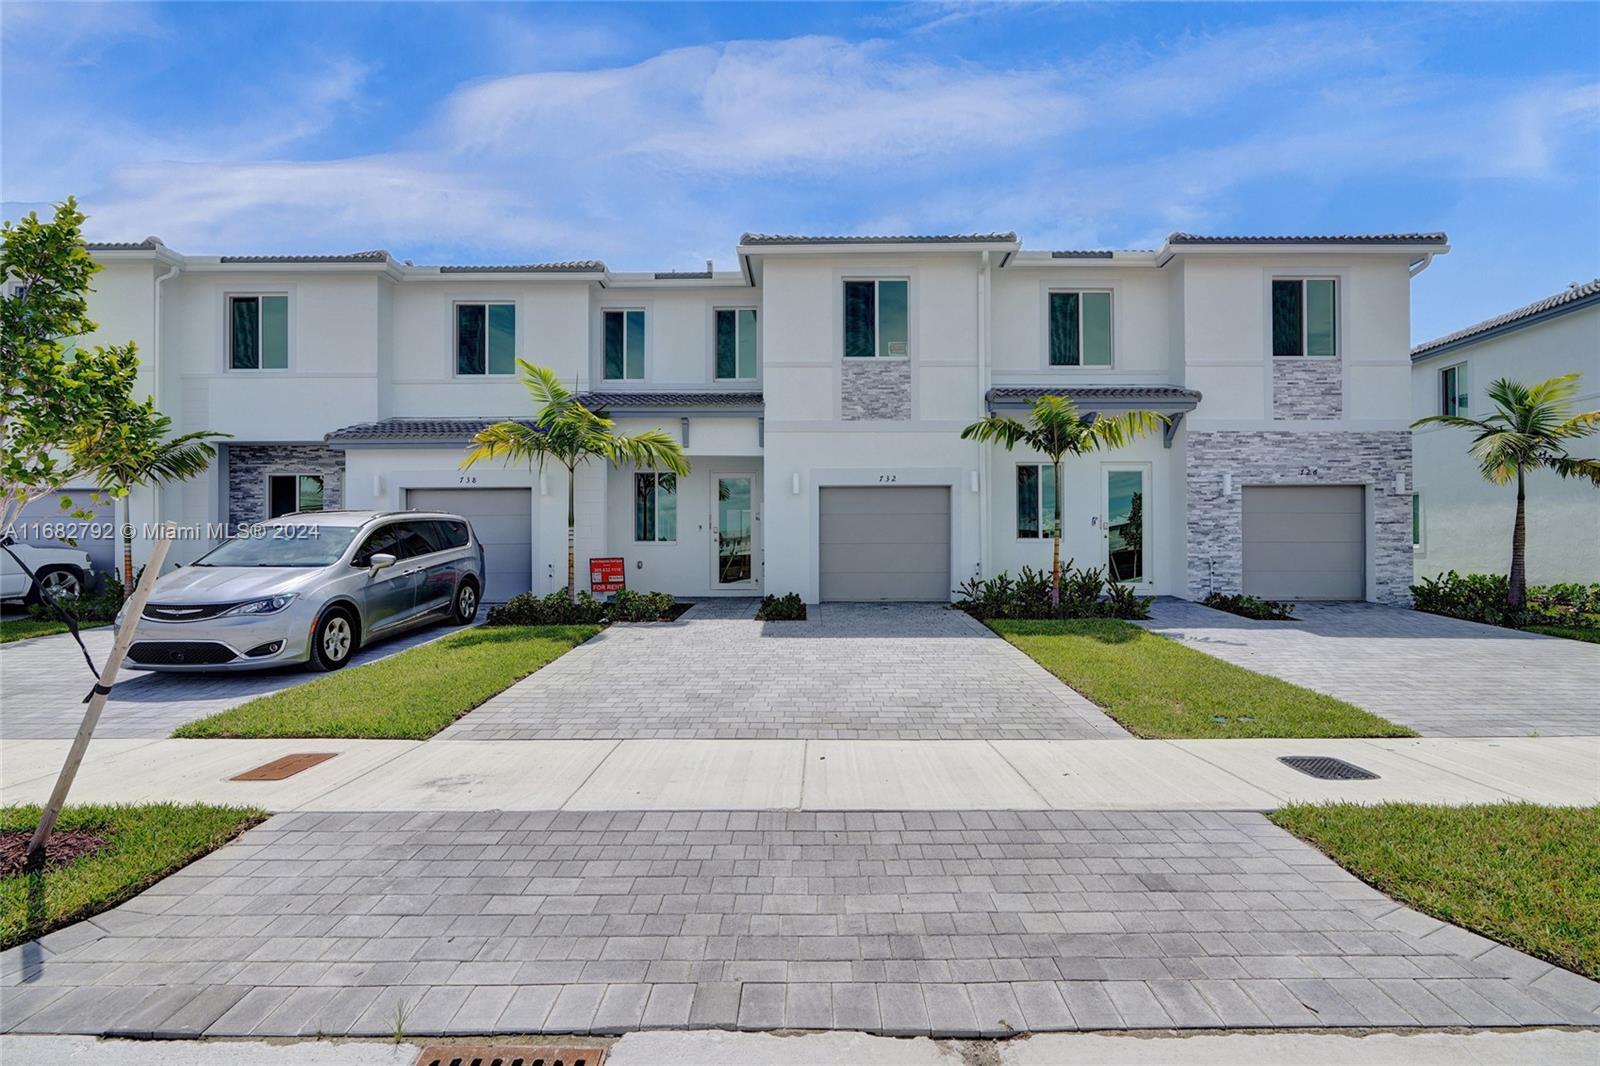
[221, 595, 296, 616]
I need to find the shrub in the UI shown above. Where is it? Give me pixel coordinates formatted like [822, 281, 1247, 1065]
[485, 589, 678, 626]
[1410, 571, 1519, 627]
[756, 592, 806, 621]
[608, 589, 678, 623]
[28, 574, 126, 623]
[1202, 592, 1296, 621]
[954, 563, 1151, 620]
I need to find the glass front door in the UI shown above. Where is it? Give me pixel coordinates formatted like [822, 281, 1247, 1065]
[1105, 468, 1147, 584]
[715, 476, 755, 585]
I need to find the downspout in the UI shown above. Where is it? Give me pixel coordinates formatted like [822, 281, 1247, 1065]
[976, 250, 992, 582]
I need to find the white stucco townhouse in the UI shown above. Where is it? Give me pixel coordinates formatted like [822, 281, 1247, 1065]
[1411, 279, 1600, 584]
[56, 229, 1448, 605]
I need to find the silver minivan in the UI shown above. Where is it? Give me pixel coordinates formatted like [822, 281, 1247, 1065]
[122, 510, 485, 672]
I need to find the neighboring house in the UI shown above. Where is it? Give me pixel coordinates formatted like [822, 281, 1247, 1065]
[1410, 280, 1600, 585]
[81, 230, 1446, 604]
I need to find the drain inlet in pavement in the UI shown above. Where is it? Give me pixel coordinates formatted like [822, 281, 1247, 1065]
[1279, 755, 1379, 781]
[229, 752, 339, 781]
[414, 1046, 605, 1066]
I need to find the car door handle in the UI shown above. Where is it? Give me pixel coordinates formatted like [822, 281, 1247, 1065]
[400, 567, 423, 576]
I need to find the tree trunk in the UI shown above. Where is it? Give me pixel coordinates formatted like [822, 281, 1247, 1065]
[565, 464, 577, 604]
[1050, 458, 1063, 608]
[1508, 464, 1528, 611]
[121, 496, 135, 591]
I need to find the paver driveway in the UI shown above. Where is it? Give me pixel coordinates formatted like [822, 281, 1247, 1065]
[0, 623, 467, 739]
[4, 809, 1596, 1038]
[1140, 600, 1600, 737]
[440, 601, 1126, 741]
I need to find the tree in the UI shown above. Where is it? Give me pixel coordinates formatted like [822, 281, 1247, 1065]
[1412, 373, 1600, 610]
[962, 394, 1167, 607]
[89, 412, 229, 589]
[462, 363, 691, 602]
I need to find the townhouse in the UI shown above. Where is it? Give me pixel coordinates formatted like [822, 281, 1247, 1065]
[66, 229, 1448, 604]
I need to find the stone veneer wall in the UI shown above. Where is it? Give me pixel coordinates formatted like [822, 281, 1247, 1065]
[226, 444, 346, 528]
[1185, 430, 1412, 604]
[1273, 357, 1343, 420]
[840, 359, 911, 421]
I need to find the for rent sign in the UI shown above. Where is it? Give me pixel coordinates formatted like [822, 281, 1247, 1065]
[589, 556, 625, 593]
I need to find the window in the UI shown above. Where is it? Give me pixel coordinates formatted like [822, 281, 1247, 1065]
[229, 295, 288, 369]
[634, 472, 677, 542]
[393, 521, 442, 558]
[267, 475, 324, 519]
[434, 520, 470, 549]
[1048, 291, 1112, 366]
[843, 279, 908, 358]
[1441, 363, 1468, 416]
[1411, 493, 1423, 549]
[351, 524, 401, 568]
[456, 303, 516, 375]
[604, 309, 646, 380]
[1271, 278, 1336, 357]
[715, 308, 758, 380]
[1015, 464, 1059, 539]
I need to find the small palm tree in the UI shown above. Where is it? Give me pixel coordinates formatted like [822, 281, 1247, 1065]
[962, 394, 1167, 606]
[463, 362, 691, 602]
[87, 410, 228, 589]
[1412, 372, 1600, 609]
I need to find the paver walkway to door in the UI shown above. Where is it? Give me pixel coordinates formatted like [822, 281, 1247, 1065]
[1140, 600, 1600, 737]
[5, 809, 1596, 1039]
[439, 602, 1127, 741]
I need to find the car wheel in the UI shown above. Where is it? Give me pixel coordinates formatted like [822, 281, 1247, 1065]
[309, 608, 357, 671]
[27, 566, 84, 605]
[452, 580, 479, 625]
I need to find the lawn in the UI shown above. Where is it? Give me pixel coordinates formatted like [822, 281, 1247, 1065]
[1, 803, 265, 950]
[990, 618, 1414, 739]
[1271, 803, 1600, 979]
[173, 624, 599, 739]
[1525, 625, 1600, 644]
[0, 617, 107, 643]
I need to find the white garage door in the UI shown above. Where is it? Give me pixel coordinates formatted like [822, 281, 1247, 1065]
[1242, 485, 1365, 601]
[819, 486, 950, 602]
[13, 488, 116, 579]
[405, 488, 533, 603]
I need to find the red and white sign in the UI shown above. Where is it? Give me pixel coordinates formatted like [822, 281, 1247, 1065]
[589, 556, 625, 593]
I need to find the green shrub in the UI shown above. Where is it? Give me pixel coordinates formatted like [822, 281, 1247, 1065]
[485, 588, 677, 626]
[1202, 592, 1296, 621]
[28, 574, 126, 623]
[756, 592, 806, 621]
[608, 588, 678, 622]
[1411, 571, 1519, 626]
[954, 563, 1151, 620]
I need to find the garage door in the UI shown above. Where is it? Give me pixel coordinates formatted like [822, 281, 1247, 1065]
[13, 488, 115, 578]
[405, 488, 533, 603]
[819, 486, 950, 602]
[1242, 486, 1365, 600]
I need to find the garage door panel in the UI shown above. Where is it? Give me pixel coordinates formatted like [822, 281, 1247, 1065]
[1241, 486, 1364, 601]
[819, 513, 951, 545]
[819, 487, 949, 515]
[818, 486, 950, 602]
[1243, 488, 1363, 515]
[821, 570, 949, 602]
[816, 541, 950, 574]
[1246, 540, 1364, 573]
[1242, 512, 1364, 542]
[1247, 569, 1363, 601]
[406, 488, 533, 603]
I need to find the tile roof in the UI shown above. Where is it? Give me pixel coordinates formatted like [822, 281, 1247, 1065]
[987, 384, 1203, 408]
[326, 417, 539, 443]
[575, 391, 763, 410]
[327, 394, 764, 443]
[1167, 232, 1447, 246]
[652, 270, 714, 280]
[219, 250, 391, 263]
[741, 232, 1018, 246]
[1412, 279, 1600, 360]
[85, 238, 164, 251]
[1050, 250, 1115, 259]
[438, 261, 606, 273]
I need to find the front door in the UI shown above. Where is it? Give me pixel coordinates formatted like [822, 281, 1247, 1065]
[1103, 466, 1150, 586]
[713, 474, 758, 587]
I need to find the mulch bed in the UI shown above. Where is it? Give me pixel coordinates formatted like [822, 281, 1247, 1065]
[659, 602, 695, 622]
[0, 829, 108, 877]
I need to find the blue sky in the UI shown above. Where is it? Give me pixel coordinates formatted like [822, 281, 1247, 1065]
[2, 2, 1596, 342]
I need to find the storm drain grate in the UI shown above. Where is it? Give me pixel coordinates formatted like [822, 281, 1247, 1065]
[413, 1046, 604, 1066]
[1279, 755, 1379, 781]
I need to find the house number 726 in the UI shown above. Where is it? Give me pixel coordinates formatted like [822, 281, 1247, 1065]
[1298, 467, 1319, 477]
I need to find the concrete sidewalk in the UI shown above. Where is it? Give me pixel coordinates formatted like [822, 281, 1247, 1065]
[4, 736, 1596, 811]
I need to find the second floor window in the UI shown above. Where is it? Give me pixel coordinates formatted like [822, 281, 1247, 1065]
[604, 309, 646, 380]
[1016, 464, 1059, 539]
[1441, 363, 1468, 416]
[1049, 291, 1112, 367]
[716, 308, 758, 380]
[844, 279, 908, 358]
[1271, 278, 1337, 358]
[229, 295, 288, 369]
[456, 303, 516, 375]
[635, 472, 676, 541]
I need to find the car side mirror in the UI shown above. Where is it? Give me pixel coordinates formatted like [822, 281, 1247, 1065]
[368, 552, 397, 577]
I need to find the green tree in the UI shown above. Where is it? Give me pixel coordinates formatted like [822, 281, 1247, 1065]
[462, 363, 690, 602]
[963, 394, 1167, 607]
[1413, 373, 1600, 610]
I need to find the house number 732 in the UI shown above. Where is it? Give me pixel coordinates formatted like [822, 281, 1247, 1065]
[878, 474, 898, 482]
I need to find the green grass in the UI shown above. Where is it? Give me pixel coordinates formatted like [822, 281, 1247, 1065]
[172, 624, 600, 739]
[989, 618, 1415, 739]
[2, 803, 265, 950]
[1525, 625, 1600, 644]
[0, 617, 107, 643]
[1271, 803, 1600, 979]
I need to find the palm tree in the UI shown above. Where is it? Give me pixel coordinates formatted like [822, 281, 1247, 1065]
[463, 362, 691, 602]
[1412, 373, 1600, 610]
[962, 394, 1167, 607]
[87, 410, 228, 589]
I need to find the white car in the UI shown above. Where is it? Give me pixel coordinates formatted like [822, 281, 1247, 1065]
[0, 537, 96, 604]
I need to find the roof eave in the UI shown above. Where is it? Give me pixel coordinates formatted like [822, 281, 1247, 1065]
[738, 239, 1020, 257]
[1411, 289, 1600, 363]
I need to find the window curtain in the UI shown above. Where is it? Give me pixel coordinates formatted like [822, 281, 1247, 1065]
[456, 304, 486, 374]
[1271, 280, 1303, 357]
[604, 311, 626, 379]
[715, 310, 738, 379]
[1016, 465, 1040, 538]
[231, 297, 260, 369]
[1049, 292, 1079, 365]
[843, 280, 875, 358]
[634, 474, 655, 540]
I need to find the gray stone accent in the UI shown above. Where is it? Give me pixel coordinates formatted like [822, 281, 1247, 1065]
[1184, 431, 1411, 604]
[225, 444, 345, 528]
[1272, 357, 1343, 420]
[841, 359, 911, 421]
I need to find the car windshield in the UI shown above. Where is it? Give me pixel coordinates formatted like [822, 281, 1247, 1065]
[192, 525, 360, 568]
